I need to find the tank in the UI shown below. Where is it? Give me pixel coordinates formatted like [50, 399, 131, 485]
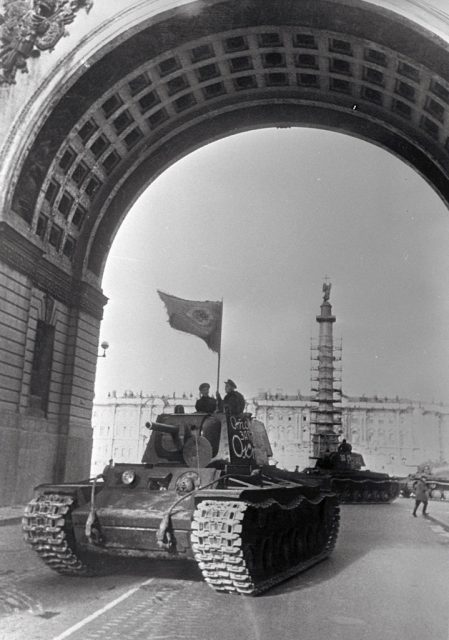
[399, 464, 449, 500]
[22, 410, 340, 596]
[300, 448, 401, 503]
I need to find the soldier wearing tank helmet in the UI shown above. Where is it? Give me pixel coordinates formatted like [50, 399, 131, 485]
[195, 382, 217, 413]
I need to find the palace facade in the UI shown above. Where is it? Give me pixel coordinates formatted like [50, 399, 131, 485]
[91, 391, 449, 476]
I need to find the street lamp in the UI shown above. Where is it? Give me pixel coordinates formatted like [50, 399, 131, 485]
[98, 340, 109, 358]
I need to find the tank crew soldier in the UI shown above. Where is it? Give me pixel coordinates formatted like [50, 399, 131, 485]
[195, 383, 217, 413]
[412, 475, 429, 517]
[217, 379, 246, 417]
[338, 439, 352, 454]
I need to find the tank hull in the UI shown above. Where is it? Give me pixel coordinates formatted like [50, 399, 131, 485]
[22, 475, 340, 594]
[271, 466, 400, 504]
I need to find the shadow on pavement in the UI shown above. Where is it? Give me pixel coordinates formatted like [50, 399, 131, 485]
[78, 552, 204, 582]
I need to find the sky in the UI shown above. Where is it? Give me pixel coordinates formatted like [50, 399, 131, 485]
[94, 127, 449, 404]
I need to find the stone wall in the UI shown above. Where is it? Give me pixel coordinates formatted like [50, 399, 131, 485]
[0, 260, 99, 505]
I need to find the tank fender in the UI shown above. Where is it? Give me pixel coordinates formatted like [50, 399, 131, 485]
[32, 482, 103, 507]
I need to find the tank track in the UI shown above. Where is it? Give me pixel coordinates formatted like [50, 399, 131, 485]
[22, 493, 94, 576]
[330, 478, 400, 503]
[191, 495, 339, 595]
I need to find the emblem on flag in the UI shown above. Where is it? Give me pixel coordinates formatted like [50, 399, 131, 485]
[157, 291, 222, 353]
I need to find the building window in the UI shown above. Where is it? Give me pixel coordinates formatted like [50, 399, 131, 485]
[49, 224, 62, 250]
[30, 320, 55, 415]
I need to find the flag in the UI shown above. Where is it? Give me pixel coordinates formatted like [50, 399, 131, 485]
[157, 290, 222, 353]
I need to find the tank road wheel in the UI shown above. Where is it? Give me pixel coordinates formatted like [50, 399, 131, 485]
[292, 528, 304, 561]
[22, 493, 95, 576]
[260, 536, 273, 573]
[362, 487, 372, 501]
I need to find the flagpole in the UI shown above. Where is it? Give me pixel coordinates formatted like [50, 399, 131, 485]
[216, 298, 223, 396]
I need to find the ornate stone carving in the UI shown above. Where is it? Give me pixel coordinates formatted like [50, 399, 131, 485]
[0, 0, 93, 85]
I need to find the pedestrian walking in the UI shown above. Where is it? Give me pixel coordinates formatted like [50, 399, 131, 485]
[412, 475, 429, 517]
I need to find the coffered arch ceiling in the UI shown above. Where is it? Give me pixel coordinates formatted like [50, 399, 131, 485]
[9, 0, 449, 285]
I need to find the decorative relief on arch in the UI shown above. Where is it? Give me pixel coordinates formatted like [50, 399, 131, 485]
[0, 0, 93, 86]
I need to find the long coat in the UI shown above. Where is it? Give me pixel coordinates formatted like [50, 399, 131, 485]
[221, 390, 245, 416]
[414, 479, 429, 502]
[195, 395, 217, 413]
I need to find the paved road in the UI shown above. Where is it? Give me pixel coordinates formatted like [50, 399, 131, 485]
[1, 499, 448, 640]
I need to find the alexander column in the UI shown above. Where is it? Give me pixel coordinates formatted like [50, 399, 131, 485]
[310, 281, 342, 459]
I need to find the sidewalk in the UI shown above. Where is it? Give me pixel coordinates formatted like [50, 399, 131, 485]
[0, 505, 25, 526]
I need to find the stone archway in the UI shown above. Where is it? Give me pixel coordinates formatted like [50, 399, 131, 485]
[1, 0, 449, 505]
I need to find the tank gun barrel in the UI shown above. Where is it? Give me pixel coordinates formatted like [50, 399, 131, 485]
[145, 420, 180, 435]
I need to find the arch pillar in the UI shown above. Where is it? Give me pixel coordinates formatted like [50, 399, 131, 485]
[0, 220, 106, 504]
